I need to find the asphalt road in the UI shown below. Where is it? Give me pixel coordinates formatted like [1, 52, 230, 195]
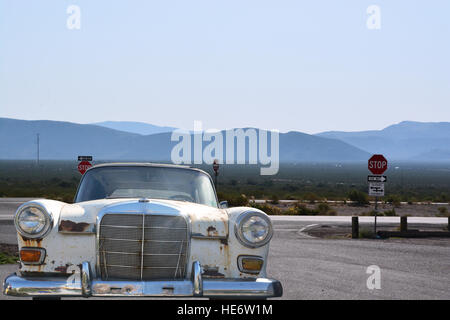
[1, 198, 449, 300]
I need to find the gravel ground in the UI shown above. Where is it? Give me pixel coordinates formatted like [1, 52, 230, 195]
[273, 202, 450, 217]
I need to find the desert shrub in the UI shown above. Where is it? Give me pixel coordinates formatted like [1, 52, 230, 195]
[362, 209, 396, 216]
[434, 193, 449, 203]
[284, 207, 298, 215]
[348, 190, 369, 206]
[315, 203, 337, 215]
[383, 209, 397, 216]
[227, 194, 249, 207]
[359, 228, 375, 239]
[270, 194, 279, 204]
[303, 192, 321, 204]
[386, 195, 401, 208]
[293, 202, 319, 215]
[437, 207, 450, 217]
[250, 203, 282, 215]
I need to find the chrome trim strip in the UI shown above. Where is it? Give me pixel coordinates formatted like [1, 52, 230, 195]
[140, 213, 145, 280]
[81, 261, 92, 297]
[174, 240, 183, 278]
[99, 238, 184, 243]
[3, 274, 83, 297]
[2, 276, 282, 298]
[99, 251, 185, 256]
[191, 235, 227, 240]
[192, 261, 203, 297]
[104, 264, 184, 269]
[101, 224, 187, 230]
[3, 261, 282, 298]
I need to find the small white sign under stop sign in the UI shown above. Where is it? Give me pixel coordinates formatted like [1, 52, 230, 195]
[369, 182, 385, 197]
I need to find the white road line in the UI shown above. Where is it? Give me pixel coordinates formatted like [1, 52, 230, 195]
[270, 215, 448, 224]
[299, 224, 319, 233]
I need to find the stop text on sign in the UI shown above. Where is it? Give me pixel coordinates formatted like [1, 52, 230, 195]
[368, 154, 388, 175]
[78, 161, 92, 175]
[369, 160, 387, 169]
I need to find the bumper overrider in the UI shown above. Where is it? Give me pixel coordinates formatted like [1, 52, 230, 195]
[3, 261, 282, 298]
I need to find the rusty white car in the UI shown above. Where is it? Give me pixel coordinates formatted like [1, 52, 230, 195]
[3, 163, 282, 299]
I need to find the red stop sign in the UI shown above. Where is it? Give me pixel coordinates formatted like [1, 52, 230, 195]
[368, 154, 388, 175]
[78, 161, 92, 175]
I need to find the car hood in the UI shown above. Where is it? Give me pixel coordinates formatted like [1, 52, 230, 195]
[58, 198, 228, 238]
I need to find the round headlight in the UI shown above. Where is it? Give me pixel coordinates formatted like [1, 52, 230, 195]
[14, 204, 52, 238]
[235, 211, 273, 248]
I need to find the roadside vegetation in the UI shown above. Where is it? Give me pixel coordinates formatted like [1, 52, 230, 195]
[0, 252, 17, 265]
[1, 161, 449, 213]
[0, 244, 18, 265]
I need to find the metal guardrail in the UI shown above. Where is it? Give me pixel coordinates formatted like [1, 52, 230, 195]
[351, 216, 450, 239]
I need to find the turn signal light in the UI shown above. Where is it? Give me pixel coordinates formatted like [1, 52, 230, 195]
[238, 256, 264, 274]
[20, 248, 45, 264]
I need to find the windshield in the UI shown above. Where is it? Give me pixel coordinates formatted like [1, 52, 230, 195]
[75, 166, 218, 207]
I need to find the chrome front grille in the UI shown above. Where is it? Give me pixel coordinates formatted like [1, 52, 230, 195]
[98, 213, 189, 281]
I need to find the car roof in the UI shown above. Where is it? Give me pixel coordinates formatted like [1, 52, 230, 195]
[86, 162, 210, 176]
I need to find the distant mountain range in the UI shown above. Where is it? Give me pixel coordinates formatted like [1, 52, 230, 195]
[91, 121, 176, 135]
[0, 118, 448, 162]
[0, 118, 368, 162]
[316, 121, 450, 161]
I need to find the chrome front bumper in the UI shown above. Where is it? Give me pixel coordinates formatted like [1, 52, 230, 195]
[3, 261, 282, 298]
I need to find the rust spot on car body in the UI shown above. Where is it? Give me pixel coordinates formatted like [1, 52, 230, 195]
[202, 266, 225, 278]
[55, 265, 69, 273]
[59, 220, 90, 232]
[207, 226, 218, 237]
[19, 235, 42, 248]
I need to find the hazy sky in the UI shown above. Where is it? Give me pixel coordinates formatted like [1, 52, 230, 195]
[0, 1, 449, 134]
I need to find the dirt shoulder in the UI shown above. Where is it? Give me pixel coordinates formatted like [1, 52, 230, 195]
[269, 202, 450, 217]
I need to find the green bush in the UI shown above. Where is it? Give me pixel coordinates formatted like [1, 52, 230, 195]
[386, 195, 401, 208]
[437, 207, 449, 217]
[250, 203, 282, 215]
[270, 194, 279, 204]
[362, 209, 396, 216]
[348, 190, 369, 206]
[315, 203, 337, 215]
[293, 202, 319, 215]
[303, 192, 321, 204]
[227, 194, 249, 207]
[0, 252, 18, 265]
[383, 209, 397, 216]
[359, 228, 375, 239]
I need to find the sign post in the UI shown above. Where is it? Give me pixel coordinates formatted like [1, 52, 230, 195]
[368, 154, 388, 236]
[213, 159, 219, 189]
[78, 156, 93, 175]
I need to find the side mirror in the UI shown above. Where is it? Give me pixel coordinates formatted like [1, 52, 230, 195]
[219, 201, 228, 209]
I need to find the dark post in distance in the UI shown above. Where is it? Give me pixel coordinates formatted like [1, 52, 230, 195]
[400, 216, 408, 233]
[213, 159, 219, 190]
[352, 216, 359, 239]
